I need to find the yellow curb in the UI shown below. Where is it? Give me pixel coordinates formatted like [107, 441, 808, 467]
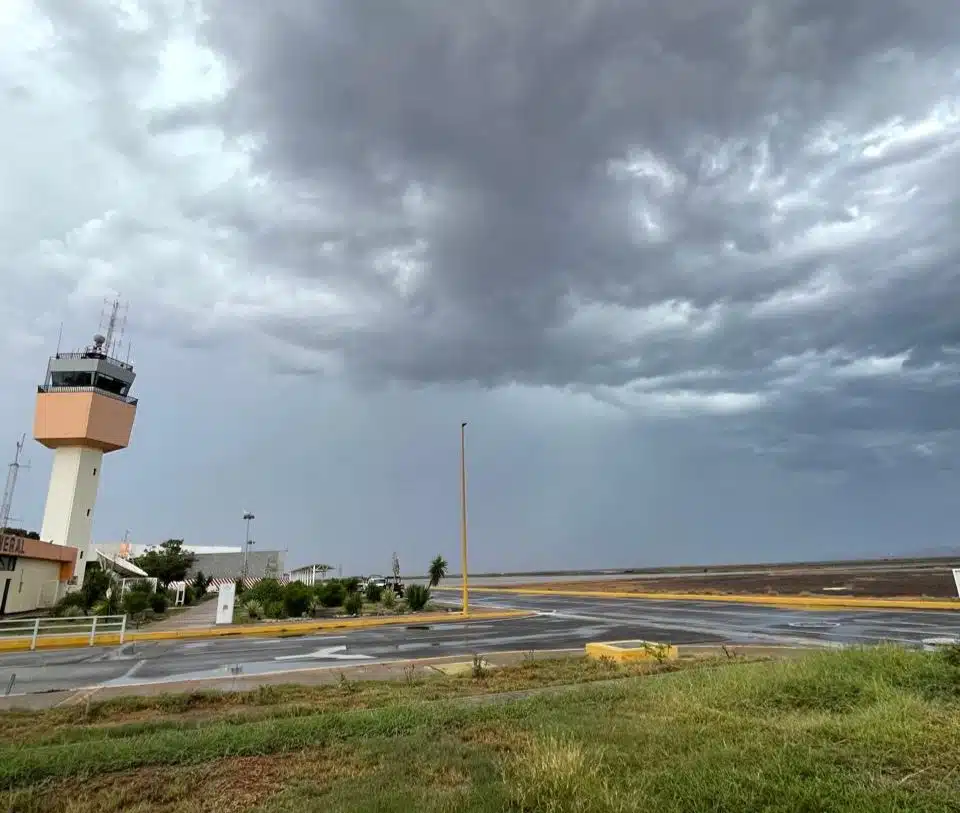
[442, 586, 960, 611]
[586, 640, 678, 663]
[0, 609, 532, 653]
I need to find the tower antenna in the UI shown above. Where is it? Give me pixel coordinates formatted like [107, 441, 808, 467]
[103, 298, 121, 357]
[0, 434, 30, 532]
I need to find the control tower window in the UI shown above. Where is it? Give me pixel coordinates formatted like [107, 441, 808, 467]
[50, 371, 93, 388]
[93, 374, 129, 396]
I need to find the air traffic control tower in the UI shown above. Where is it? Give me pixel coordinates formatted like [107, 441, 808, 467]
[33, 303, 137, 584]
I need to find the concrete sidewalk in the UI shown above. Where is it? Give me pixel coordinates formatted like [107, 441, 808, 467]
[144, 598, 218, 631]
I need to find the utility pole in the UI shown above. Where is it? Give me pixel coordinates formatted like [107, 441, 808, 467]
[242, 511, 255, 580]
[460, 422, 469, 616]
[0, 435, 29, 533]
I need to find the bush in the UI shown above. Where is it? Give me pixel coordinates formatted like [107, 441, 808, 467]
[191, 571, 212, 595]
[79, 565, 112, 610]
[364, 581, 383, 603]
[344, 592, 363, 616]
[381, 589, 396, 609]
[183, 585, 196, 606]
[149, 591, 169, 614]
[264, 600, 285, 619]
[283, 582, 313, 618]
[404, 584, 431, 612]
[52, 591, 88, 617]
[248, 578, 284, 605]
[122, 589, 151, 619]
[243, 599, 265, 620]
[343, 577, 361, 594]
[316, 580, 346, 608]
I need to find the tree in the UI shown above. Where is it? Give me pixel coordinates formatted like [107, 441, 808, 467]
[191, 571, 212, 595]
[133, 539, 196, 587]
[392, 552, 401, 581]
[428, 555, 448, 587]
[79, 563, 113, 610]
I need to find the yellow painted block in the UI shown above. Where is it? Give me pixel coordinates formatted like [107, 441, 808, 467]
[586, 640, 678, 663]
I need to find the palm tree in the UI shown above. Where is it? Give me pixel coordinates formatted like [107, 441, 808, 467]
[428, 555, 448, 587]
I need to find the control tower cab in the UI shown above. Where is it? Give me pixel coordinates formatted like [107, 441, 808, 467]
[33, 314, 138, 584]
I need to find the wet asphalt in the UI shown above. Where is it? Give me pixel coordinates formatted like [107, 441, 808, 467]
[1, 590, 957, 696]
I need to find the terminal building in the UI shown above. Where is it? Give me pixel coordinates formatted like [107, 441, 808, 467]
[0, 531, 78, 615]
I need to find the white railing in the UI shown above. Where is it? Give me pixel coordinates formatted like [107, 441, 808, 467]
[0, 615, 127, 650]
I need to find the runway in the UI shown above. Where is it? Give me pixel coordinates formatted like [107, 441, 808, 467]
[1, 591, 957, 697]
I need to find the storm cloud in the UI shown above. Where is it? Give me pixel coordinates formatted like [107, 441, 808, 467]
[2, 0, 960, 569]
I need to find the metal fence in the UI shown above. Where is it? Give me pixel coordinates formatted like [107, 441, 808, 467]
[0, 615, 127, 650]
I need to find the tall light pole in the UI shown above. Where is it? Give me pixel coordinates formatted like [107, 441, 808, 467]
[242, 511, 255, 580]
[460, 421, 469, 616]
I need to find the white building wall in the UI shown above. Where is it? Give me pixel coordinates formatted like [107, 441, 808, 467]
[0, 558, 62, 614]
[39, 446, 104, 582]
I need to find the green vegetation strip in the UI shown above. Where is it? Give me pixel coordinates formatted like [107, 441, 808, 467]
[2, 647, 960, 812]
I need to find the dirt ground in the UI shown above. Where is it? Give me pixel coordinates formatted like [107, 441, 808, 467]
[517, 565, 960, 598]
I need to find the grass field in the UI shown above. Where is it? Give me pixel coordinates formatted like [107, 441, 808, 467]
[2, 647, 960, 812]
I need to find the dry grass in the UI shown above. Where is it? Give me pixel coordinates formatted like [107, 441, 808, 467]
[3, 655, 680, 746]
[3, 748, 371, 813]
[2, 648, 959, 811]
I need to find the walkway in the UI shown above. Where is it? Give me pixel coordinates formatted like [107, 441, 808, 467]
[145, 598, 219, 631]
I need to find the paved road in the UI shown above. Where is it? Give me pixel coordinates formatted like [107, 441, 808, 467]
[1, 591, 957, 697]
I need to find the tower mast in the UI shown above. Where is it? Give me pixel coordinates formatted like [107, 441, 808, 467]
[0, 434, 28, 532]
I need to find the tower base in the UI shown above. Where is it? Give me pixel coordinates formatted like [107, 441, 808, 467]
[39, 446, 104, 583]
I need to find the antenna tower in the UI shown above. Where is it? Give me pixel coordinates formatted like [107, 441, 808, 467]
[98, 298, 129, 358]
[0, 434, 30, 532]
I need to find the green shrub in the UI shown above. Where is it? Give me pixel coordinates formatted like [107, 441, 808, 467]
[79, 565, 112, 610]
[264, 600, 285, 619]
[364, 581, 383, 603]
[283, 582, 313, 617]
[248, 578, 284, 605]
[52, 591, 88, 617]
[191, 571, 212, 595]
[149, 591, 168, 614]
[183, 585, 196, 606]
[343, 577, 361, 594]
[343, 592, 363, 616]
[316, 580, 346, 608]
[404, 584, 431, 612]
[243, 599, 265, 620]
[122, 589, 150, 619]
[381, 589, 396, 609]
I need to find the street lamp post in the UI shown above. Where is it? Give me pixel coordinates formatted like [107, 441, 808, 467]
[242, 511, 255, 580]
[460, 422, 469, 616]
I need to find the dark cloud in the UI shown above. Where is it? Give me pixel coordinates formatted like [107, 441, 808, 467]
[33, 0, 960, 472]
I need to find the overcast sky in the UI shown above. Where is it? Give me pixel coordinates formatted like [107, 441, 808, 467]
[2, 0, 960, 575]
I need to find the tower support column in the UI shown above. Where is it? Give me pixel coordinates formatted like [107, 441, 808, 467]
[39, 446, 104, 583]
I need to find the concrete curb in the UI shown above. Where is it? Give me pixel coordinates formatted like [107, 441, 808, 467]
[441, 586, 960, 611]
[586, 640, 678, 663]
[0, 609, 532, 653]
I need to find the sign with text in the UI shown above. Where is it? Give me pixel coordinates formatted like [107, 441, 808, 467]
[0, 554, 16, 572]
[216, 581, 237, 625]
[0, 534, 26, 555]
